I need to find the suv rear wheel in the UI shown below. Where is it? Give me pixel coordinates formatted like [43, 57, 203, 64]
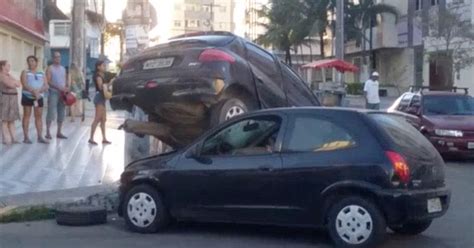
[210, 97, 250, 126]
[389, 220, 432, 235]
[327, 196, 386, 248]
[124, 184, 170, 233]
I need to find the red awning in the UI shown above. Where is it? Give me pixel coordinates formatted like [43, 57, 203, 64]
[302, 59, 359, 73]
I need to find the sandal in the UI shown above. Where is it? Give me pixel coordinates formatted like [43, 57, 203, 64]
[102, 140, 112, 145]
[57, 134, 68, 139]
[38, 137, 49, 144]
[45, 134, 52, 140]
[88, 140, 98, 145]
[23, 139, 32, 144]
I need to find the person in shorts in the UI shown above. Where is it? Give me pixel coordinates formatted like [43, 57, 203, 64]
[21, 55, 49, 144]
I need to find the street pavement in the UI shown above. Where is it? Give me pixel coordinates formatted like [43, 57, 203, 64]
[0, 161, 472, 248]
[0, 101, 127, 198]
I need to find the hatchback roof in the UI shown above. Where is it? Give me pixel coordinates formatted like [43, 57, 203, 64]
[250, 107, 379, 116]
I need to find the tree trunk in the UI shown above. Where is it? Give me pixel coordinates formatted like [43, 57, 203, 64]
[286, 46, 292, 67]
[369, 17, 375, 70]
[319, 31, 325, 58]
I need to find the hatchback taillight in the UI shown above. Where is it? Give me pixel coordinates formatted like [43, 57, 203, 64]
[385, 151, 410, 185]
[145, 80, 158, 89]
[198, 49, 236, 63]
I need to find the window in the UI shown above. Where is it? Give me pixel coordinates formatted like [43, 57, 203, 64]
[174, 20, 182, 27]
[410, 95, 421, 107]
[201, 117, 281, 156]
[281, 62, 318, 106]
[431, 0, 439, 6]
[54, 22, 71, 36]
[415, 0, 423, 10]
[423, 95, 474, 115]
[246, 43, 278, 76]
[286, 117, 356, 152]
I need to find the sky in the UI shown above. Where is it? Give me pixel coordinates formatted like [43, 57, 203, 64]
[57, 0, 127, 22]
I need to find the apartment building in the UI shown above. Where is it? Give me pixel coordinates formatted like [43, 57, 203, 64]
[344, 0, 473, 95]
[0, 0, 46, 77]
[170, 0, 235, 38]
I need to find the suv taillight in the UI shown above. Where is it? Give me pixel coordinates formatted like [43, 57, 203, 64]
[199, 49, 236, 63]
[145, 80, 158, 89]
[385, 151, 410, 185]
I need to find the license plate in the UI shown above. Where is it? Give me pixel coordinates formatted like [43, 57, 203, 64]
[143, 58, 174, 70]
[468, 142, 474, 149]
[427, 198, 442, 213]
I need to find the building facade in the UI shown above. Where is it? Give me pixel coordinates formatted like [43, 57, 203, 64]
[0, 0, 46, 77]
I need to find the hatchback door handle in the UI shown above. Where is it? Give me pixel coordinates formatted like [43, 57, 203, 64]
[259, 165, 274, 172]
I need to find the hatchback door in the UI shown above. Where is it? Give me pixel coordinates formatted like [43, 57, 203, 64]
[276, 112, 386, 225]
[368, 113, 446, 189]
[172, 114, 286, 223]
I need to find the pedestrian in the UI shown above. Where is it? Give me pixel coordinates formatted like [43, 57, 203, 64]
[45, 52, 68, 139]
[68, 63, 85, 122]
[20, 56, 49, 144]
[364, 71, 381, 110]
[89, 60, 111, 145]
[0, 60, 21, 145]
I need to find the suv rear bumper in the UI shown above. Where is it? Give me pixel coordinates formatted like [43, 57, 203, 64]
[428, 136, 474, 158]
[376, 187, 450, 225]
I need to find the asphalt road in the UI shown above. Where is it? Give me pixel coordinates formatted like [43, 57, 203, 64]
[0, 161, 473, 248]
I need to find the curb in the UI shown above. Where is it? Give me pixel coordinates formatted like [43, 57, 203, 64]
[0, 183, 120, 224]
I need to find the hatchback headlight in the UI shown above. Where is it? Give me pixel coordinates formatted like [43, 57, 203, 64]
[434, 129, 463, 137]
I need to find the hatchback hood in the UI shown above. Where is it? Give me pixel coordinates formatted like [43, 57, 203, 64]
[424, 115, 474, 131]
[125, 150, 178, 171]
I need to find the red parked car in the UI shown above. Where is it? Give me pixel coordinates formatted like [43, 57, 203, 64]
[388, 87, 474, 159]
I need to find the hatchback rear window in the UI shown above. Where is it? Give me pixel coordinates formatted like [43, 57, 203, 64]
[369, 114, 434, 153]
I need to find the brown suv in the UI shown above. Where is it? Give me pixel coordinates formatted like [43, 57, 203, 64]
[388, 87, 474, 159]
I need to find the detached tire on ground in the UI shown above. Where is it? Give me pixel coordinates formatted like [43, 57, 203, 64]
[56, 206, 107, 226]
[389, 220, 432, 235]
[327, 196, 387, 248]
[210, 97, 250, 126]
[123, 184, 170, 233]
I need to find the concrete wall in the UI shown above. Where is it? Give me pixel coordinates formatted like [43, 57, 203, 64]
[0, 24, 44, 77]
[377, 48, 415, 91]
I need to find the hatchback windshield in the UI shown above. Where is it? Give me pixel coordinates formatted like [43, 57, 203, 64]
[423, 95, 474, 115]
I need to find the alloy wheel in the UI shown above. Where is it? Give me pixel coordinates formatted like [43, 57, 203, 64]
[225, 106, 245, 120]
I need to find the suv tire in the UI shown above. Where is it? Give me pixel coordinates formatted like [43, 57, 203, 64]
[327, 196, 386, 248]
[389, 220, 432, 235]
[210, 97, 249, 126]
[123, 184, 170, 233]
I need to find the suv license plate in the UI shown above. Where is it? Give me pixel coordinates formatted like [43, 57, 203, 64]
[427, 198, 442, 213]
[468, 142, 474, 149]
[143, 58, 174, 70]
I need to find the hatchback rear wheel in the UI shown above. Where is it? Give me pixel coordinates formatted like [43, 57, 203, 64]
[124, 184, 170, 233]
[327, 196, 386, 248]
[389, 220, 432, 235]
[210, 97, 249, 126]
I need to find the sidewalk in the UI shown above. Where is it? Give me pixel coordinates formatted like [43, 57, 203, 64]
[344, 95, 398, 109]
[0, 100, 127, 200]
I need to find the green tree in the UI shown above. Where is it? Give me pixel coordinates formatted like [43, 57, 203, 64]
[256, 0, 314, 66]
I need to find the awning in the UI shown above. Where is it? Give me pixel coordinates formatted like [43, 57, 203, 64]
[302, 59, 359, 73]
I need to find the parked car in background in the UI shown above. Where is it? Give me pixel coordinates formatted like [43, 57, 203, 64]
[118, 108, 450, 248]
[112, 32, 319, 148]
[388, 87, 474, 159]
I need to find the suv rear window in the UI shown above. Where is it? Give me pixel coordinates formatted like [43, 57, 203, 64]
[369, 114, 434, 153]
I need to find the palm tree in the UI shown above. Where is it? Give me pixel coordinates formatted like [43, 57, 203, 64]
[256, 0, 313, 66]
[348, 0, 398, 69]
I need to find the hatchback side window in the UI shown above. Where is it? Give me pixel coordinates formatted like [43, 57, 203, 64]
[201, 116, 281, 156]
[410, 95, 421, 108]
[285, 116, 356, 152]
[281, 62, 319, 106]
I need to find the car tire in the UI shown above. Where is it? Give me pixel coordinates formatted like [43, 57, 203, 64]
[123, 184, 170, 233]
[56, 206, 107, 226]
[327, 196, 386, 248]
[389, 220, 432, 235]
[210, 97, 249, 126]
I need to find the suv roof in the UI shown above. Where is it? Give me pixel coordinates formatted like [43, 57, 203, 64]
[408, 85, 469, 95]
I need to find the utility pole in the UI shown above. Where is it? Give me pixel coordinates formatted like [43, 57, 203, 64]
[71, 0, 86, 72]
[100, 0, 106, 56]
[335, 0, 344, 61]
[204, 2, 222, 31]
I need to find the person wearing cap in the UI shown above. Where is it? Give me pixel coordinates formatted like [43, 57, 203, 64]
[364, 71, 381, 110]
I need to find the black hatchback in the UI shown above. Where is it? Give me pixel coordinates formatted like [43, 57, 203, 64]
[118, 108, 450, 248]
[111, 32, 319, 148]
